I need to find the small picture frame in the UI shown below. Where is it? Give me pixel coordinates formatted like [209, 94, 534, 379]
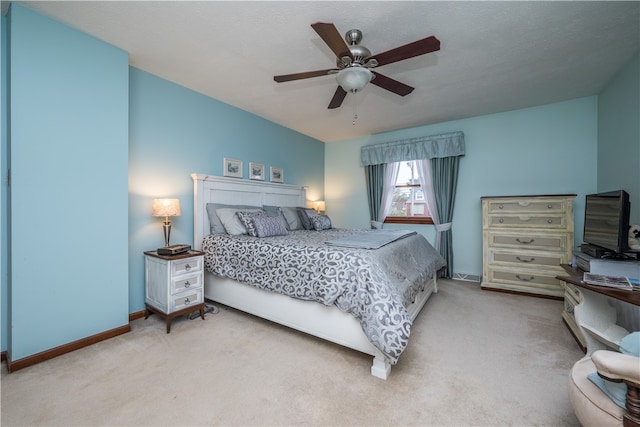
[249, 162, 265, 181]
[223, 158, 243, 178]
[270, 166, 284, 183]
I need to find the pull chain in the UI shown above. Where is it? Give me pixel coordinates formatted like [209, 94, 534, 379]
[352, 92, 358, 125]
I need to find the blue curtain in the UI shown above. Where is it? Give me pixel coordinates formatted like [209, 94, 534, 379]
[432, 156, 460, 278]
[364, 163, 386, 228]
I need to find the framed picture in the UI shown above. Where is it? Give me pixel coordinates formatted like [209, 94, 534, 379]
[270, 166, 284, 183]
[249, 162, 265, 181]
[223, 158, 243, 178]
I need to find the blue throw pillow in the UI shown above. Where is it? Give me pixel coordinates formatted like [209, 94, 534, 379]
[252, 215, 289, 238]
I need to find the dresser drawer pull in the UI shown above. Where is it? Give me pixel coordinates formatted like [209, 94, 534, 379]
[184, 280, 191, 288]
[516, 274, 535, 282]
[184, 297, 191, 305]
[516, 256, 536, 263]
[499, 205, 504, 209]
[499, 218, 504, 223]
[547, 219, 553, 224]
[185, 264, 191, 271]
[515, 238, 535, 244]
[547, 204, 553, 209]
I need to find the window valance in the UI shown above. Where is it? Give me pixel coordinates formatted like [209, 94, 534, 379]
[360, 131, 465, 166]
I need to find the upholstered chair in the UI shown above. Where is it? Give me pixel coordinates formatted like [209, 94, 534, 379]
[569, 345, 640, 426]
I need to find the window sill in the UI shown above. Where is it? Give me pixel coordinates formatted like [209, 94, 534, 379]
[384, 217, 434, 225]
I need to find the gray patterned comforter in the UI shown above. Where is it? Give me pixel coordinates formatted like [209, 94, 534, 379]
[202, 229, 446, 364]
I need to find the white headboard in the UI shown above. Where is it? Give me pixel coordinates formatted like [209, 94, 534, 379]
[191, 173, 307, 250]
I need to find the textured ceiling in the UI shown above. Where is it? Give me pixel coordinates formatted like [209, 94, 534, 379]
[13, 1, 640, 143]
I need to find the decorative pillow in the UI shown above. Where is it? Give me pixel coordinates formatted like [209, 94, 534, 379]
[280, 206, 303, 230]
[252, 215, 289, 238]
[216, 208, 263, 235]
[311, 215, 332, 231]
[236, 211, 265, 237]
[297, 207, 318, 230]
[206, 203, 261, 234]
[587, 332, 640, 409]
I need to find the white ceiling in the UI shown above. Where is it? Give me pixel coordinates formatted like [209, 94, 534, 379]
[12, 1, 640, 143]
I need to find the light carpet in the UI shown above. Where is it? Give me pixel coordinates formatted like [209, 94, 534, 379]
[1, 279, 584, 426]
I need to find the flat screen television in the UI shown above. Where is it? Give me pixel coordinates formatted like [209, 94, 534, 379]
[583, 190, 630, 255]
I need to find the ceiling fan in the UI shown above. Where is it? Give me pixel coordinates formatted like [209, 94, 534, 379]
[273, 22, 440, 109]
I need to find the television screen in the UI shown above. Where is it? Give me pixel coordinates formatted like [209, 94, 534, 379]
[583, 190, 630, 254]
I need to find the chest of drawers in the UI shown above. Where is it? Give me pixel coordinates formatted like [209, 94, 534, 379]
[144, 250, 205, 332]
[481, 194, 576, 298]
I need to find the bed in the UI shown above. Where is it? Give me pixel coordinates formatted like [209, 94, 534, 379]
[192, 173, 445, 379]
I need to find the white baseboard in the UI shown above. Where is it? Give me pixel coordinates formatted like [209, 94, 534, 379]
[452, 272, 481, 283]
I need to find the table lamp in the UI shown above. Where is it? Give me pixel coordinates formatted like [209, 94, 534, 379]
[314, 200, 326, 214]
[152, 198, 181, 247]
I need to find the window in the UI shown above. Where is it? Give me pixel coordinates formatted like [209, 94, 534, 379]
[385, 161, 433, 225]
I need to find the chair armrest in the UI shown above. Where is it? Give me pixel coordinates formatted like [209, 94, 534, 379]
[592, 350, 640, 386]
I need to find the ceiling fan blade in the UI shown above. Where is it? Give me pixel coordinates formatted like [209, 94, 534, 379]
[311, 22, 353, 60]
[274, 69, 337, 83]
[370, 71, 414, 96]
[370, 36, 440, 67]
[328, 86, 348, 109]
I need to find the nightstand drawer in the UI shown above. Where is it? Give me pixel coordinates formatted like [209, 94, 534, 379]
[171, 289, 203, 312]
[171, 272, 202, 294]
[172, 257, 202, 276]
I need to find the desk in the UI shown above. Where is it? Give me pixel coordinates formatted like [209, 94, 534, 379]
[558, 265, 640, 356]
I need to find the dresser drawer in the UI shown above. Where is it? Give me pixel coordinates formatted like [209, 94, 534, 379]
[171, 289, 203, 312]
[485, 267, 564, 292]
[486, 231, 568, 252]
[486, 199, 568, 214]
[171, 272, 202, 294]
[487, 214, 567, 229]
[172, 256, 203, 276]
[488, 249, 568, 268]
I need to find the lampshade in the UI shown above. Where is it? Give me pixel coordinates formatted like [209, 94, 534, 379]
[336, 67, 373, 93]
[152, 198, 181, 217]
[314, 201, 326, 213]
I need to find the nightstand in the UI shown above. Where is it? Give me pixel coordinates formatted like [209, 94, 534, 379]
[144, 250, 205, 333]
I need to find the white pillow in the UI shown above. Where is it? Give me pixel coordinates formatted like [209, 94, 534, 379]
[216, 208, 263, 235]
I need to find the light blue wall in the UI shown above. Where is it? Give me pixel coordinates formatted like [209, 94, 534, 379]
[128, 68, 325, 313]
[326, 97, 599, 277]
[597, 52, 640, 224]
[7, 5, 129, 360]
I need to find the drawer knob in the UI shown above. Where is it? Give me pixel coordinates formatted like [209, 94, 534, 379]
[516, 256, 536, 263]
[184, 297, 191, 305]
[185, 264, 191, 271]
[547, 204, 553, 209]
[547, 219, 553, 224]
[516, 274, 535, 282]
[498, 218, 504, 223]
[498, 205, 504, 209]
[516, 238, 535, 244]
[184, 280, 190, 288]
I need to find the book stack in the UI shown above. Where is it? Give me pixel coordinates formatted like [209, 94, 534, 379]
[582, 272, 640, 291]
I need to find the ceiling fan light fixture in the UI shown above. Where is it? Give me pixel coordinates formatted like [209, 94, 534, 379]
[336, 66, 373, 93]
